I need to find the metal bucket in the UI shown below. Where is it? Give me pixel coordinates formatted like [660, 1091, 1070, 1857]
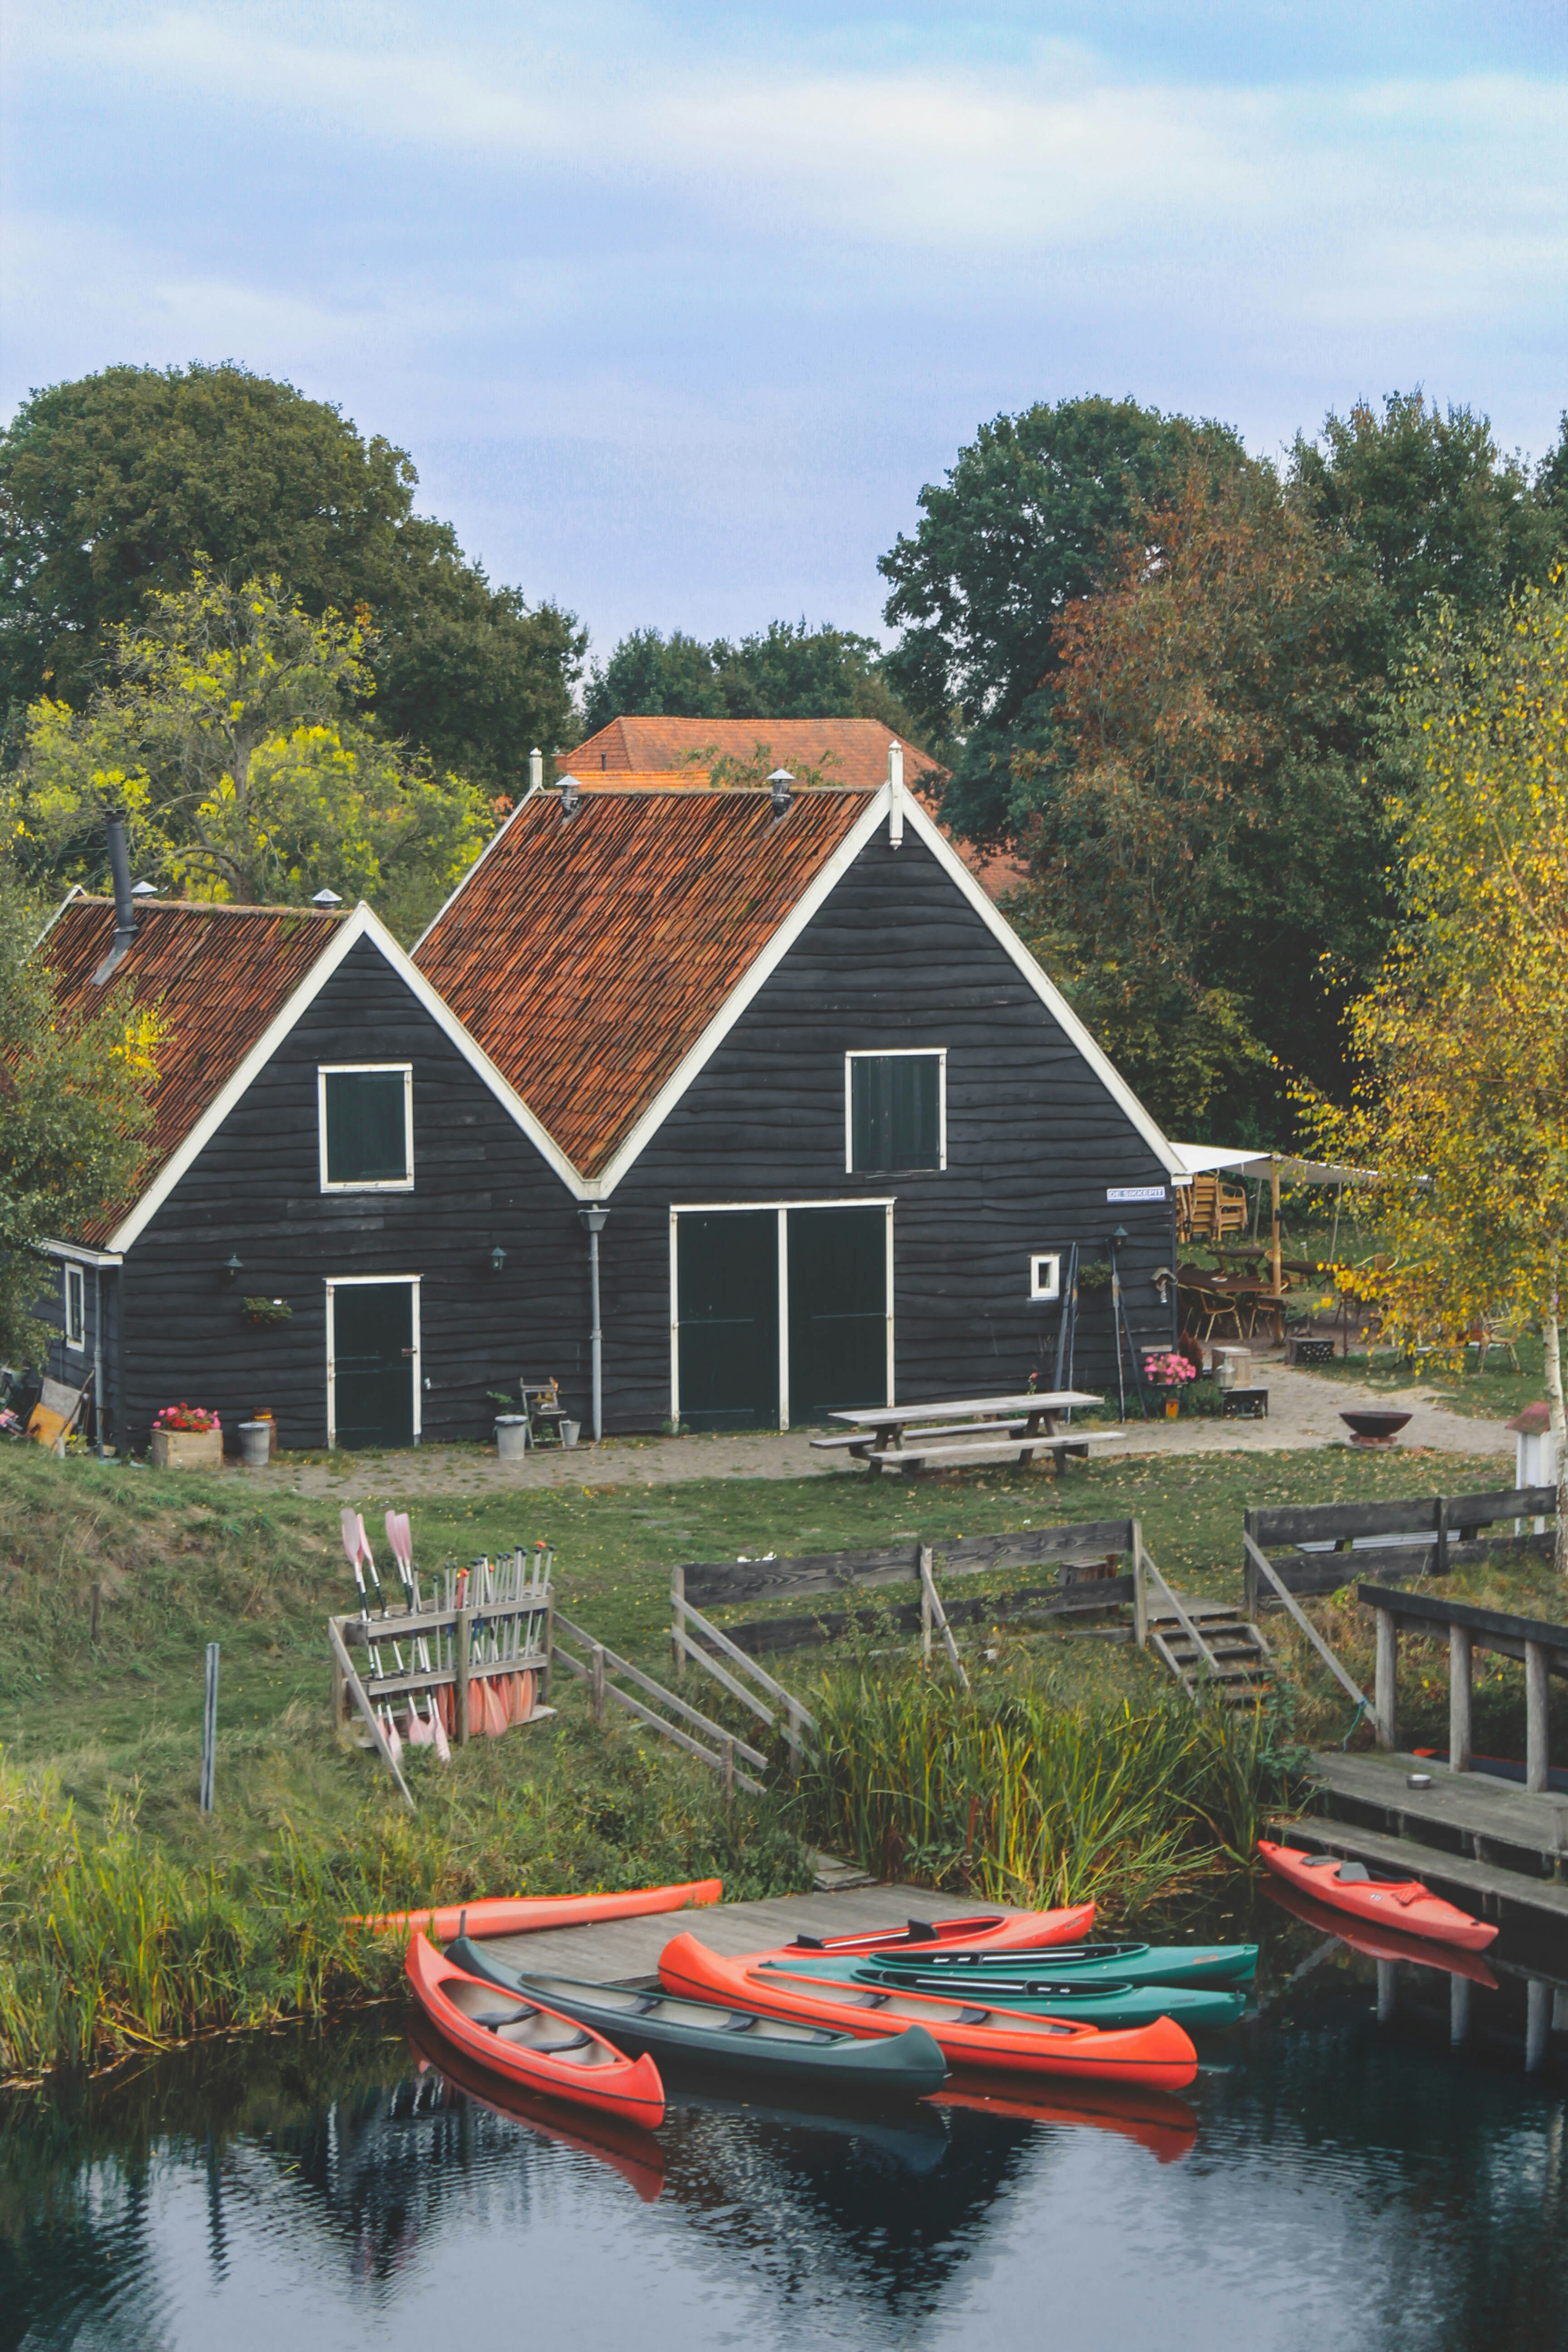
[495, 1415, 529, 1461]
[237, 1421, 271, 1468]
[561, 1419, 582, 1449]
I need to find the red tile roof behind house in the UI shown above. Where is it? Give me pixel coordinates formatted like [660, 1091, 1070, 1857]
[42, 897, 344, 1242]
[415, 786, 871, 1177]
[560, 716, 941, 793]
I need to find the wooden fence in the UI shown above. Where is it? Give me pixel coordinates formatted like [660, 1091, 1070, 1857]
[1243, 1485, 1558, 1617]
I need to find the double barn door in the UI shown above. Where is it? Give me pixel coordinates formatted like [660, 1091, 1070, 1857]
[674, 1203, 891, 1431]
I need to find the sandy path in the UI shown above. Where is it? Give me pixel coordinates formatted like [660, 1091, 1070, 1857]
[235, 1361, 1510, 1499]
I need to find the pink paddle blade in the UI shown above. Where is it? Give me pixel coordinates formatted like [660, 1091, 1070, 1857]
[431, 1707, 451, 1764]
[340, 1506, 362, 1566]
[405, 1705, 432, 1748]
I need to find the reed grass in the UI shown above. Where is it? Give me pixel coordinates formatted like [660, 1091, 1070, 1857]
[793, 1665, 1299, 1921]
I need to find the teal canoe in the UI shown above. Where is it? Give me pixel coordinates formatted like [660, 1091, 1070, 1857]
[756, 1954, 1244, 2028]
[761, 1937, 1259, 1994]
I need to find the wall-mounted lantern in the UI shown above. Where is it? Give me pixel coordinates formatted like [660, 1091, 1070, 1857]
[489, 1245, 508, 1276]
[222, 1252, 244, 1283]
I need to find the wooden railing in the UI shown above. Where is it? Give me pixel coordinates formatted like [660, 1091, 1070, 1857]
[1358, 1582, 1568, 1787]
[1243, 1485, 1558, 1616]
[552, 1614, 768, 1794]
[1243, 1531, 1384, 1741]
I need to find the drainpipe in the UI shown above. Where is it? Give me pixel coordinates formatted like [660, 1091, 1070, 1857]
[578, 1205, 611, 1442]
[93, 1265, 104, 1458]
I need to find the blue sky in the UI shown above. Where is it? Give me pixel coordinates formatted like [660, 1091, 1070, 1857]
[3, 3, 1566, 656]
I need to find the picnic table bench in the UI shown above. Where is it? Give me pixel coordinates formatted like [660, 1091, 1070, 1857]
[811, 1391, 1118, 1475]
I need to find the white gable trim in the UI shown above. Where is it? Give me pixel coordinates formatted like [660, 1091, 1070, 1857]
[897, 794, 1181, 1175]
[32, 883, 87, 955]
[410, 781, 546, 955]
[588, 784, 1178, 1193]
[591, 790, 893, 1196]
[109, 902, 586, 1251]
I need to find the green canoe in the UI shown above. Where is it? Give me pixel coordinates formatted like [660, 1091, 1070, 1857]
[756, 1954, 1245, 2028]
[762, 1936, 1258, 1994]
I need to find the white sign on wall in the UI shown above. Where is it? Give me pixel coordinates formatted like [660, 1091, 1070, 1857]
[1106, 1186, 1167, 1203]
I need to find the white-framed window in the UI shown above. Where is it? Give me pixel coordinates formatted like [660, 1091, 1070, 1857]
[63, 1263, 85, 1350]
[1029, 1253, 1061, 1303]
[318, 1064, 414, 1192]
[845, 1049, 946, 1174]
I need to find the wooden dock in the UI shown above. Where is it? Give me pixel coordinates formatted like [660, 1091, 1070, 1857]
[1284, 1747, 1568, 1929]
[475, 1882, 1023, 1987]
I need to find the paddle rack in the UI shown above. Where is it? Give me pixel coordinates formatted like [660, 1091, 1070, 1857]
[328, 1547, 555, 1809]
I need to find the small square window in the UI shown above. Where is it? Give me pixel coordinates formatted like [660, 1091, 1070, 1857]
[1029, 1254, 1060, 1302]
[848, 1052, 944, 1174]
[63, 1264, 85, 1349]
[319, 1067, 413, 1190]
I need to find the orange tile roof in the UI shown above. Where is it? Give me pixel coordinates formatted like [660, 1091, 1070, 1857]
[42, 897, 344, 1242]
[415, 786, 872, 1177]
[560, 716, 941, 794]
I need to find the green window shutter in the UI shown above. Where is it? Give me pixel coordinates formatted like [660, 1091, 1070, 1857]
[324, 1071, 410, 1184]
[850, 1055, 941, 1172]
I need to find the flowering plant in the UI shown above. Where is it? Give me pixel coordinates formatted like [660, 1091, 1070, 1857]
[1143, 1351, 1196, 1388]
[154, 1402, 221, 1432]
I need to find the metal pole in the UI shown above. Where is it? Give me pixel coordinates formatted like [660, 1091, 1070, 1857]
[93, 1266, 104, 1458]
[200, 1642, 219, 1813]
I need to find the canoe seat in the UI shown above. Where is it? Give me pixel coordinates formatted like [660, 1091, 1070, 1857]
[495, 2015, 597, 2055]
[1336, 1862, 1370, 1882]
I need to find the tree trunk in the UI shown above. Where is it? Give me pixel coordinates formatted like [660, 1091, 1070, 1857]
[1544, 1259, 1568, 1576]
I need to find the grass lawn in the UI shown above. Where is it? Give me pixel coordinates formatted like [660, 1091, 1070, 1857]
[5, 1429, 1559, 2076]
[1290, 1329, 1553, 1425]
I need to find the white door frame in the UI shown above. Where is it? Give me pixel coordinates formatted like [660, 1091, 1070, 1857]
[324, 1274, 422, 1448]
[668, 1200, 895, 1432]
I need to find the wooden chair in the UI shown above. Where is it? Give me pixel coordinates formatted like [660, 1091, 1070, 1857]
[1185, 1175, 1250, 1246]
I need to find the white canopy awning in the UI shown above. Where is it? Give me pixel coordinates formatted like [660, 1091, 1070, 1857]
[1170, 1143, 1379, 1188]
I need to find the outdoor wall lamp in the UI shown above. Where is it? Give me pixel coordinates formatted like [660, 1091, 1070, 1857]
[489, 1245, 507, 1275]
[222, 1253, 244, 1283]
[1152, 1265, 1174, 1306]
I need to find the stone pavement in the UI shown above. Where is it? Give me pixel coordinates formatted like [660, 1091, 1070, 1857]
[236, 1359, 1511, 1500]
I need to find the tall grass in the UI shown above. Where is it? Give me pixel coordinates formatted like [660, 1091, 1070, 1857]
[794, 1668, 1298, 1921]
[0, 1729, 812, 2082]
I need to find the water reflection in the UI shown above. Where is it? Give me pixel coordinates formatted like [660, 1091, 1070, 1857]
[2, 1905, 1566, 2352]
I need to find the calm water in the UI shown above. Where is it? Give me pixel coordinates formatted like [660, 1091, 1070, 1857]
[4, 1897, 1566, 2352]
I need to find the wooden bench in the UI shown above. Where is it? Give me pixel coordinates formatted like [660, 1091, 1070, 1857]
[810, 1419, 1029, 1454]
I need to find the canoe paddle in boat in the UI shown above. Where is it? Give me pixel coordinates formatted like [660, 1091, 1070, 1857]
[779, 1904, 1095, 1957]
[657, 1933, 1199, 2091]
[405, 1932, 666, 2130]
[1257, 1839, 1498, 1951]
[406, 2016, 667, 2202]
[758, 1938, 1259, 1991]
[446, 1935, 949, 2099]
[351, 1877, 722, 1940]
[1259, 1878, 1499, 1986]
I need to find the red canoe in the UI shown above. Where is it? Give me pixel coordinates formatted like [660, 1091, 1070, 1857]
[1257, 1841, 1498, 1952]
[405, 1933, 666, 2129]
[354, 1877, 722, 1941]
[777, 1902, 1096, 1959]
[1261, 1879, 1500, 1988]
[407, 2018, 666, 2202]
[657, 1932, 1197, 2091]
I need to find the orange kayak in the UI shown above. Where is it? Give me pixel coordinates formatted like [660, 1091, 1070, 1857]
[1261, 1878, 1500, 1988]
[775, 1902, 1095, 1959]
[405, 1932, 666, 2129]
[353, 1877, 721, 1941]
[1257, 1840, 1498, 1952]
[658, 1932, 1197, 2090]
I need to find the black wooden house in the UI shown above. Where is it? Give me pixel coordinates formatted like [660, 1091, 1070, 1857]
[36, 765, 1181, 1453]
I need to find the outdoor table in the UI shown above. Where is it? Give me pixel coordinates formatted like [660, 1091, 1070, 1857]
[823, 1391, 1104, 1474]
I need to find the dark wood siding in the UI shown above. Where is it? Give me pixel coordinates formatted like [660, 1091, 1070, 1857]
[118, 940, 583, 1451]
[595, 824, 1177, 1429]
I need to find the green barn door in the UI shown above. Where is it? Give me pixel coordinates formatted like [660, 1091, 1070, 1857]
[332, 1282, 416, 1449]
[788, 1206, 887, 1422]
[676, 1212, 779, 1430]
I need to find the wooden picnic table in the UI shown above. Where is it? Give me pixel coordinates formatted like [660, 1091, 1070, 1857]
[818, 1391, 1107, 1475]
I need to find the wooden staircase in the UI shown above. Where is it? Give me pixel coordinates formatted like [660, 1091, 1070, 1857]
[1143, 1594, 1274, 1708]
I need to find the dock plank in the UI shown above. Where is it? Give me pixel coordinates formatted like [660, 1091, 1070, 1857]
[1310, 1748, 1568, 1863]
[475, 1883, 1023, 1985]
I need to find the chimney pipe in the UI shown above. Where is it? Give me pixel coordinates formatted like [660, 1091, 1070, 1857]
[768, 767, 794, 817]
[92, 815, 138, 985]
[529, 747, 543, 793]
[559, 774, 583, 819]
